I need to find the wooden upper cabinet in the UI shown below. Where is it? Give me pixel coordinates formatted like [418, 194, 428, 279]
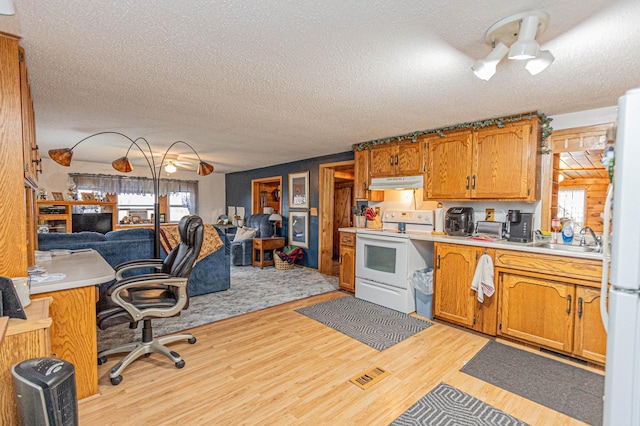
[425, 130, 473, 199]
[353, 149, 384, 201]
[369, 141, 424, 178]
[472, 120, 538, 200]
[18, 47, 40, 185]
[425, 117, 541, 201]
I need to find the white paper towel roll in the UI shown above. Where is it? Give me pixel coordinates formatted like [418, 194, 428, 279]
[435, 206, 444, 233]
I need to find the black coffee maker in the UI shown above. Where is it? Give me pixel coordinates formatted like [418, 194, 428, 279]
[507, 210, 533, 242]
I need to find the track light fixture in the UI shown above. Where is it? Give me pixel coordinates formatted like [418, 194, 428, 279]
[473, 11, 554, 80]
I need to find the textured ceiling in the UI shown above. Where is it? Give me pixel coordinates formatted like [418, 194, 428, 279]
[1, 1, 639, 173]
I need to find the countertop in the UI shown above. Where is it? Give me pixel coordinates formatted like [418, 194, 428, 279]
[338, 227, 604, 261]
[30, 249, 116, 294]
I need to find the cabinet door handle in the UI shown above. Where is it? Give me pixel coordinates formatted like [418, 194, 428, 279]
[566, 294, 572, 314]
[395, 154, 399, 165]
[578, 297, 583, 318]
[436, 254, 440, 269]
[339, 255, 343, 265]
[472, 175, 476, 189]
[466, 176, 470, 190]
[390, 155, 394, 165]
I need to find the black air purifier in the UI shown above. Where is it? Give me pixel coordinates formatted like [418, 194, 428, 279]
[12, 358, 78, 426]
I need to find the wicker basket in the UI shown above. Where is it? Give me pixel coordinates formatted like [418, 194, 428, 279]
[274, 250, 294, 270]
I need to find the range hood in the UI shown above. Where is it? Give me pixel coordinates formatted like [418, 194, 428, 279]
[368, 175, 424, 190]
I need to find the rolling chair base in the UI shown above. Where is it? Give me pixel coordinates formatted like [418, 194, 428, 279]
[98, 333, 197, 385]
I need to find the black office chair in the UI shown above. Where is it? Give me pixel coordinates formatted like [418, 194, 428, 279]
[96, 215, 204, 385]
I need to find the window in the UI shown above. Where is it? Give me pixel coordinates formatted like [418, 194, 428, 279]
[169, 192, 192, 222]
[117, 193, 155, 222]
[557, 188, 586, 227]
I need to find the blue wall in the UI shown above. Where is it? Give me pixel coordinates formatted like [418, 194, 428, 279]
[226, 151, 354, 269]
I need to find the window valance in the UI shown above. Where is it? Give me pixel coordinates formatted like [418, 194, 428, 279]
[69, 173, 199, 197]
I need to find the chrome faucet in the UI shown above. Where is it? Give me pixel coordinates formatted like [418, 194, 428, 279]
[580, 226, 602, 249]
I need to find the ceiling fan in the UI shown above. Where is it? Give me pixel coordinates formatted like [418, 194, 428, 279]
[160, 153, 196, 174]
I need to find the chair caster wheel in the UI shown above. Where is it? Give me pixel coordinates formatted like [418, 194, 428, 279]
[110, 375, 123, 386]
[188, 337, 197, 344]
[98, 356, 107, 365]
[175, 360, 185, 369]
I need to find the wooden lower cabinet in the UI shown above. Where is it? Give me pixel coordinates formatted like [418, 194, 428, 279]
[499, 271, 575, 352]
[498, 269, 607, 363]
[573, 286, 607, 364]
[433, 243, 497, 335]
[32, 286, 99, 399]
[339, 232, 355, 292]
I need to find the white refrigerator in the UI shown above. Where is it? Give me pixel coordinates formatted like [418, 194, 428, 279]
[603, 87, 640, 425]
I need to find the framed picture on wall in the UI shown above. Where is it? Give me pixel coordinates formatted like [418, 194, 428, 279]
[288, 210, 309, 248]
[288, 171, 309, 208]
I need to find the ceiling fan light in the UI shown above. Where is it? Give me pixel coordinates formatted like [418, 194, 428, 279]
[112, 156, 133, 173]
[508, 14, 541, 60]
[49, 148, 74, 166]
[165, 162, 177, 174]
[198, 161, 214, 176]
[472, 42, 508, 81]
[525, 49, 555, 75]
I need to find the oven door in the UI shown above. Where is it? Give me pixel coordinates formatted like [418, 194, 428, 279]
[356, 233, 408, 288]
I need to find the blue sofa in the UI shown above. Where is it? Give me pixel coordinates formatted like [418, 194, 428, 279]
[38, 227, 230, 297]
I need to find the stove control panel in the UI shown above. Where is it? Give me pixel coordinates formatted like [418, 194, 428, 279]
[383, 210, 434, 225]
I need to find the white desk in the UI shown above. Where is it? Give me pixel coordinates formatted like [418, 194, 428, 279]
[30, 249, 115, 399]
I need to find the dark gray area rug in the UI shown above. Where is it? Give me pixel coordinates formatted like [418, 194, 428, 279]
[295, 296, 431, 351]
[461, 340, 604, 426]
[391, 382, 527, 426]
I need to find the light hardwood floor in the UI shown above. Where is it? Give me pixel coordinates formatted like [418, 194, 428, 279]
[79, 291, 596, 425]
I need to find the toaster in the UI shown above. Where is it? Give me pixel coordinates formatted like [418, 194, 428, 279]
[445, 207, 474, 236]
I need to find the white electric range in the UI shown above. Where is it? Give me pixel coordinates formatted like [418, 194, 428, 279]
[355, 210, 434, 313]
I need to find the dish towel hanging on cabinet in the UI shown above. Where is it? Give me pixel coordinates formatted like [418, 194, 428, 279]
[471, 253, 495, 303]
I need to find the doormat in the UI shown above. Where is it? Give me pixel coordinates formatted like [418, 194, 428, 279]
[461, 340, 604, 426]
[295, 296, 431, 351]
[390, 382, 527, 426]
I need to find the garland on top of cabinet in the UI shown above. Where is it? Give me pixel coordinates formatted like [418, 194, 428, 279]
[352, 111, 553, 154]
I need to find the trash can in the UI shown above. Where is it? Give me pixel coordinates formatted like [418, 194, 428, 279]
[412, 268, 433, 319]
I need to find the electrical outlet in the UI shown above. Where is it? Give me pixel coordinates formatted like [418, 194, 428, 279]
[485, 208, 495, 221]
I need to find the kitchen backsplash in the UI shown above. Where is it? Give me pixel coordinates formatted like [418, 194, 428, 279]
[367, 189, 542, 229]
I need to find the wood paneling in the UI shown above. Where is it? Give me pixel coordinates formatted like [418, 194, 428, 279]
[559, 176, 609, 233]
[333, 184, 351, 256]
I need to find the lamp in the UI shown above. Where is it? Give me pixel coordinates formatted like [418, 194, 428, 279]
[472, 42, 509, 81]
[48, 131, 214, 257]
[473, 10, 553, 80]
[268, 213, 282, 237]
[164, 162, 177, 174]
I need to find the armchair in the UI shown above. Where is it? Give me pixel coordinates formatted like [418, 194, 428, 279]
[230, 213, 275, 266]
[96, 215, 204, 385]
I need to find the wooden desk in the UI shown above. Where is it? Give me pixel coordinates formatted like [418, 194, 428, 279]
[252, 237, 285, 269]
[0, 298, 52, 424]
[30, 250, 115, 400]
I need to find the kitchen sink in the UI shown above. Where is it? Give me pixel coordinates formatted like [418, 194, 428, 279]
[533, 242, 600, 253]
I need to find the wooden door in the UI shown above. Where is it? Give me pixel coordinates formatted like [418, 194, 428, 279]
[333, 184, 352, 256]
[499, 271, 575, 353]
[574, 285, 607, 363]
[339, 232, 356, 292]
[353, 149, 369, 199]
[370, 145, 397, 178]
[472, 122, 534, 199]
[433, 243, 476, 327]
[396, 142, 423, 176]
[425, 130, 473, 199]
